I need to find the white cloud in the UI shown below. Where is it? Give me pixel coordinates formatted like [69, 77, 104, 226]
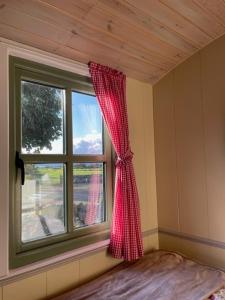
[73, 133, 102, 154]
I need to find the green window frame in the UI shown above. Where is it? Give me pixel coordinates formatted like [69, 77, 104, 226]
[9, 56, 113, 268]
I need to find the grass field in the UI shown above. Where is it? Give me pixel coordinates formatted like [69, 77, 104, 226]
[37, 167, 102, 184]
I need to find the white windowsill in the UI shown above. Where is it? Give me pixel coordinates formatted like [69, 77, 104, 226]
[0, 239, 110, 286]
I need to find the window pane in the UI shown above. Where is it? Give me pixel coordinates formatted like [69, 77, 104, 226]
[21, 81, 65, 154]
[73, 163, 105, 228]
[72, 92, 103, 155]
[21, 164, 65, 242]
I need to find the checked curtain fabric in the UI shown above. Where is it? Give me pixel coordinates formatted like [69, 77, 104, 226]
[88, 62, 143, 261]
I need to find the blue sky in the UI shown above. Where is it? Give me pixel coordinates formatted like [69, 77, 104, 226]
[72, 92, 101, 138]
[72, 92, 102, 154]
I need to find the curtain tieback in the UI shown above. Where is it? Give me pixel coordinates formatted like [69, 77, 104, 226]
[116, 149, 133, 167]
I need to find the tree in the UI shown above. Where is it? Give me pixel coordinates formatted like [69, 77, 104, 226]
[21, 81, 63, 153]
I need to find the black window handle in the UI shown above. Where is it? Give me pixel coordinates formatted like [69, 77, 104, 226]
[16, 151, 25, 185]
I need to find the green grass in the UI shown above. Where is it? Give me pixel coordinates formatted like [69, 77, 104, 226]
[37, 167, 102, 184]
[73, 168, 102, 175]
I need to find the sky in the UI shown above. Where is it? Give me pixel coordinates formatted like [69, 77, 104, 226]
[72, 92, 103, 155]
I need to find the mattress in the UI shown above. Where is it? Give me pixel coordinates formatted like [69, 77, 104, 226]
[210, 288, 225, 299]
[52, 250, 225, 300]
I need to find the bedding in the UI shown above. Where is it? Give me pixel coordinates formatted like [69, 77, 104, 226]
[210, 288, 225, 299]
[52, 250, 225, 300]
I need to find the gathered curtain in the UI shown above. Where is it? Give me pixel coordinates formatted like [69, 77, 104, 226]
[88, 62, 143, 261]
[85, 173, 101, 226]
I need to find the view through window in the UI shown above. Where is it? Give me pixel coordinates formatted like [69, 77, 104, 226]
[21, 85, 105, 242]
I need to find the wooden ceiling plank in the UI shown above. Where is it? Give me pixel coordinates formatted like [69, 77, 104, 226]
[56, 45, 159, 83]
[97, 0, 197, 54]
[0, 22, 159, 83]
[5, 0, 175, 70]
[0, 0, 224, 85]
[0, 5, 164, 80]
[160, 0, 225, 38]
[194, 0, 225, 27]
[126, 0, 212, 48]
[0, 4, 72, 45]
[0, 22, 65, 54]
[40, 0, 186, 65]
[41, 0, 189, 62]
[80, 5, 188, 62]
[67, 24, 171, 71]
[66, 34, 165, 78]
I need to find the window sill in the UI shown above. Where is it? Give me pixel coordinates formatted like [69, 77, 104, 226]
[0, 239, 110, 286]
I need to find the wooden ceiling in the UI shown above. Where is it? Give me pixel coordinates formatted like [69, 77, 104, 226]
[0, 0, 225, 84]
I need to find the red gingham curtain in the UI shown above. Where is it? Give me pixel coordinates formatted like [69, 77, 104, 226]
[85, 173, 101, 226]
[89, 62, 144, 261]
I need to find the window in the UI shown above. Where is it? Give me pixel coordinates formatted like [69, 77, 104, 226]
[9, 56, 112, 268]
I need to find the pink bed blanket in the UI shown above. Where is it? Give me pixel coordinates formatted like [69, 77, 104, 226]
[52, 250, 225, 300]
[210, 288, 225, 299]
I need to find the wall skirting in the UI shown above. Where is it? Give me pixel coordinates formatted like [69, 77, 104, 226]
[143, 227, 158, 237]
[159, 228, 225, 271]
[159, 227, 225, 251]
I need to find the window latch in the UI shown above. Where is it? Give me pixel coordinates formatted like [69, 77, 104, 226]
[16, 151, 25, 185]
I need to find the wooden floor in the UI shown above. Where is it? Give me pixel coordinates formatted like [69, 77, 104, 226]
[1, 0, 225, 83]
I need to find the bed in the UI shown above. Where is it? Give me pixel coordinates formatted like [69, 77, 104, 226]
[51, 250, 225, 300]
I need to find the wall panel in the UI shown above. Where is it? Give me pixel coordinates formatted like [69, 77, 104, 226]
[173, 54, 208, 237]
[127, 78, 158, 232]
[143, 84, 158, 229]
[3, 273, 46, 300]
[46, 261, 79, 297]
[154, 73, 179, 230]
[159, 232, 225, 270]
[202, 36, 225, 242]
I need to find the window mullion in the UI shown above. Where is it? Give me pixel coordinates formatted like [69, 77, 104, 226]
[15, 69, 22, 153]
[20, 154, 67, 163]
[66, 87, 74, 233]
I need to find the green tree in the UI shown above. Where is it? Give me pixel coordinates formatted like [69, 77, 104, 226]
[21, 81, 63, 153]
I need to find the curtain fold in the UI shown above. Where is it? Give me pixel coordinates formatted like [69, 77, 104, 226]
[85, 173, 101, 226]
[89, 62, 143, 261]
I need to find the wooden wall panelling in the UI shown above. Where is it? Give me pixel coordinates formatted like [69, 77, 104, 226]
[154, 72, 179, 230]
[201, 35, 225, 243]
[127, 79, 147, 231]
[173, 53, 208, 237]
[142, 83, 158, 230]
